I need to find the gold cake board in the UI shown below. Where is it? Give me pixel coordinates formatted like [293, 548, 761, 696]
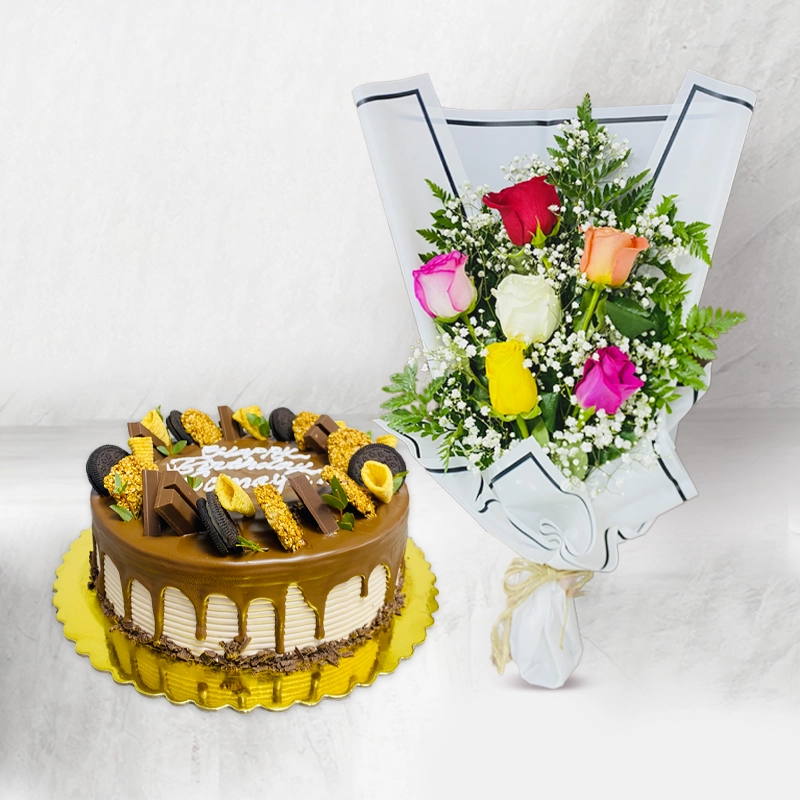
[54, 529, 438, 712]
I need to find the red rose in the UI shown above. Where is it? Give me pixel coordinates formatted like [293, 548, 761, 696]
[483, 176, 560, 246]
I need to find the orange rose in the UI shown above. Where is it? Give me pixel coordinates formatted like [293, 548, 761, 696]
[579, 227, 649, 288]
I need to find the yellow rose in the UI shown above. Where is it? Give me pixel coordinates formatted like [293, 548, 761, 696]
[485, 341, 538, 416]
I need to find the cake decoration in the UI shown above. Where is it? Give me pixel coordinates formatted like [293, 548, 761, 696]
[269, 407, 296, 441]
[360, 461, 394, 504]
[127, 436, 156, 469]
[253, 483, 306, 552]
[304, 414, 340, 453]
[327, 427, 372, 472]
[320, 473, 355, 531]
[196, 496, 238, 554]
[86, 444, 128, 496]
[215, 473, 256, 517]
[287, 473, 339, 535]
[375, 434, 398, 448]
[153, 471, 200, 535]
[141, 470, 163, 536]
[181, 409, 223, 446]
[104, 456, 148, 518]
[217, 405, 243, 441]
[321, 465, 377, 519]
[347, 442, 407, 486]
[139, 408, 171, 449]
[166, 409, 195, 445]
[291, 411, 319, 450]
[233, 405, 270, 440]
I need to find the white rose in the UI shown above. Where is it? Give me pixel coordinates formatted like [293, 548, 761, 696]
[492, 274, 561, 345]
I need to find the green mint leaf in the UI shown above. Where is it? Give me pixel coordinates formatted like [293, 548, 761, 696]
[110, 504, 135, 522]
[186, 475, 202, 490]
[156, 445, 169, 456]
[172, 440, 187, 454]
[236, 534, 265, 553]
[322, 493, 347, 512]
[338, 512, 355, 532]
[330, 475, 348, 507]
[155, 405, 164, 422]
[113, 474, 127, 495]
[392, 471, 408, 494]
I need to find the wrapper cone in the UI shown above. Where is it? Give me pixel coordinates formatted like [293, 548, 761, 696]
[354, 71, 754, 687]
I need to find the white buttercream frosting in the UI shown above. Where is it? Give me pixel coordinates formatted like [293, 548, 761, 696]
[103, 554, 390, 656]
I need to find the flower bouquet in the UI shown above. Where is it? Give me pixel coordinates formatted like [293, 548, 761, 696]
[354, 71, 754, 687]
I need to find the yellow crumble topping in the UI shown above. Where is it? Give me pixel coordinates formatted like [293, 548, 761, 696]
[291, 411, 319, 450]
[253, 484, 306, 552]
[103, 455, 149, 516]
[181, 409, 222, 446]
[326, 427, 372, 472]
[321, 465, 376, 519]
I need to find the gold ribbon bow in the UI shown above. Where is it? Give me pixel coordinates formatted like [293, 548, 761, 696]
[490, 558, 594, 675]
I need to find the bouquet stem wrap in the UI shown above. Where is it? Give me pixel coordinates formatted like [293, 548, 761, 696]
[491, 559, 593, 688]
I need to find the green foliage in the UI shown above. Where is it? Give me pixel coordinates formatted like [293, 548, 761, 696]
[338, 512, 355, 532]
[113, 474, 127, 495]
[186, 475, 203, 491]
[381, 363, 445, 437]
[605, 297, 656, 339]
[157, 439, 187, 457]
[110, 504, 135, 522]
[236, 534, 265, 553]
[322, 475, 348, 512]
[392, 470, 408, 494]
[246, 412, 271, 438]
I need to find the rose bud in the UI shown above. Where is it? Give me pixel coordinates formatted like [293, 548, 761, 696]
[483, 176, 560, 246]
[579, 227, 649, 288]
[485, 341, 538, 416]
[412, 251, 477, 321]
[492, 274, 561, 346]
[574, 346, 644, 415]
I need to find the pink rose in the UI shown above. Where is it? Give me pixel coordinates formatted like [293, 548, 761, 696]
[574, 346, 644, 414]
[413, 251, 477, 320]
[483, 176, 560, 246]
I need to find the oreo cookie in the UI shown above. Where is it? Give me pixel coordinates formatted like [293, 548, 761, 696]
[166, 410, 195, 445]
[196, 494, 239, 555]
[86, 444, 129, 496]
[347, 443, 407, 486]
[269, 407, 296, 442]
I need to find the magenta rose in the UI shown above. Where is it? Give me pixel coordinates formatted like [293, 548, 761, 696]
[574, 346, 644, 414]
[413, 251, 477, 320]
[483, 176, 560, 246]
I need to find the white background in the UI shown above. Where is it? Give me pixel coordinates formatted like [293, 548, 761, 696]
[0, 0, 797, 424]
[1, 3, 799, 799]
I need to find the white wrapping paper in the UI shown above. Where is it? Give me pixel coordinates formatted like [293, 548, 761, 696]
[510, 579, 582, 690]
[354, 71, 754, 685]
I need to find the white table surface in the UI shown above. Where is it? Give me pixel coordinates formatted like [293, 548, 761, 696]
[1, 408, 798, 799]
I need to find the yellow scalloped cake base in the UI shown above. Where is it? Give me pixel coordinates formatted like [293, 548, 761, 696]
[54, 529, 437, 712]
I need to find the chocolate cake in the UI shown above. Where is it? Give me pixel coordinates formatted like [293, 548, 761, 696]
[87, 406, 409, 672]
